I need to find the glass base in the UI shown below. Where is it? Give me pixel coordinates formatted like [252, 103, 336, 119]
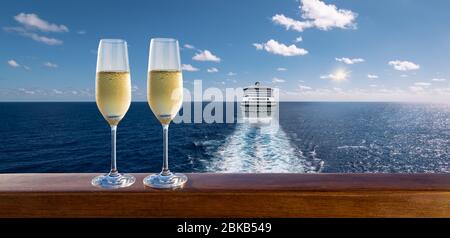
[91, 172, 136, 188]
[143, 172, 188, 189]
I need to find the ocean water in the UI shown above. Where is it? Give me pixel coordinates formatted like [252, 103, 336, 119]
[1, 102, 449, 173]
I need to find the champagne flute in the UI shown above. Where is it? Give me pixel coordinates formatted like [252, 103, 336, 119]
[144, 38, 187, 188]
[92, 39, 135, 188]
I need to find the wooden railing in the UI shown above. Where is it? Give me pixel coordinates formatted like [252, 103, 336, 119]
[0, 173, 449, 218]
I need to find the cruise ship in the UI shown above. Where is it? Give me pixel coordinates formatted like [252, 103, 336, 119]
[241, 82, 276, 121]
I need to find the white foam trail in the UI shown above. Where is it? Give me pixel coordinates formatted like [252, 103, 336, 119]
[205, 123, 320, 173]
[337, 145, 368, 150]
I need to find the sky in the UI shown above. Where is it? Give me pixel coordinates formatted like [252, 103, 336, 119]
[1, 0, 450, 102]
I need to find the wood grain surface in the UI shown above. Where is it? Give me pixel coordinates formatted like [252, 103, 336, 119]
[0, 173, 449, 218]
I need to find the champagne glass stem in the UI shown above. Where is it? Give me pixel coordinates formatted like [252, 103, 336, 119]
[161, 124, 170, 176]
[110, 125, 118, 175]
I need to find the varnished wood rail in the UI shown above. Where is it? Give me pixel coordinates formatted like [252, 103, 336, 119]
[0, 173, 449, 218]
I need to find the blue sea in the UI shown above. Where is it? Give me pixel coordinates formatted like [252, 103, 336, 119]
[1, 102, 450, 173]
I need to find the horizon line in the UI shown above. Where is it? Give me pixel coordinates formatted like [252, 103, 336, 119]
[0, 100, 447, 104]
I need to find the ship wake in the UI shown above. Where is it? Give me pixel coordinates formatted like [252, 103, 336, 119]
[204, 123, 323, 173]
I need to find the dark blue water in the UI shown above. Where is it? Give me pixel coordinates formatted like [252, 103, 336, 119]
[1, 102, 449, 173]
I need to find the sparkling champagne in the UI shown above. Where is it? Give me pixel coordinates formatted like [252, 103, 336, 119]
[96, 71, 131, 126]
[147, 70, 183, 125]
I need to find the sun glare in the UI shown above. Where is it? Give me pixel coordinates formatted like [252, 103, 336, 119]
[333, 69, 349, 81]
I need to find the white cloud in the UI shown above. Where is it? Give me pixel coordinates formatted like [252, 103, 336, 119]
[272, 14, 312, 32]
[14, 13, 68, 32]
[227, 72, 236, 76]
[433, 87, 450, 93]
[432, 78, 446, 82]
[1, 87, 98, 99]
[301, 0, 357, 30]
[272, 0, 357, 32]
[295, 36, 303, 42]
[253, 39, 308, 56]
[184, 44, 195, 49]
[7, 59, 32, 70]
[207, 67, 218, 73]
[272, 77, 286, 83]
[409, 86, 424, 93]
[53, 89, 63, 94]
[44, 62, 58, 68]
[388, 60, 420, 71]
[279, 86, 450, 102]
[320, 69, 350, 81]
[253, 43, 263, 50]
[277, 67, 287, 71]
[3, 27, 63, 45]
[192, 50, 221, 62]
[7, 60, 20, 67]
[299, 84, 312, 90]
[414, 82, 431, 87]
[29, 33, 62, 45]
[369, 84, 378, 87]
[400, 74, 409, 78]
[367, 74, 379, 79]
[335, 57, 364, 64]
[4, 13, 67, 46]
[18, 88, 36, 95]
[181, 64, 199, 72]
[79, 88, 94, 97]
